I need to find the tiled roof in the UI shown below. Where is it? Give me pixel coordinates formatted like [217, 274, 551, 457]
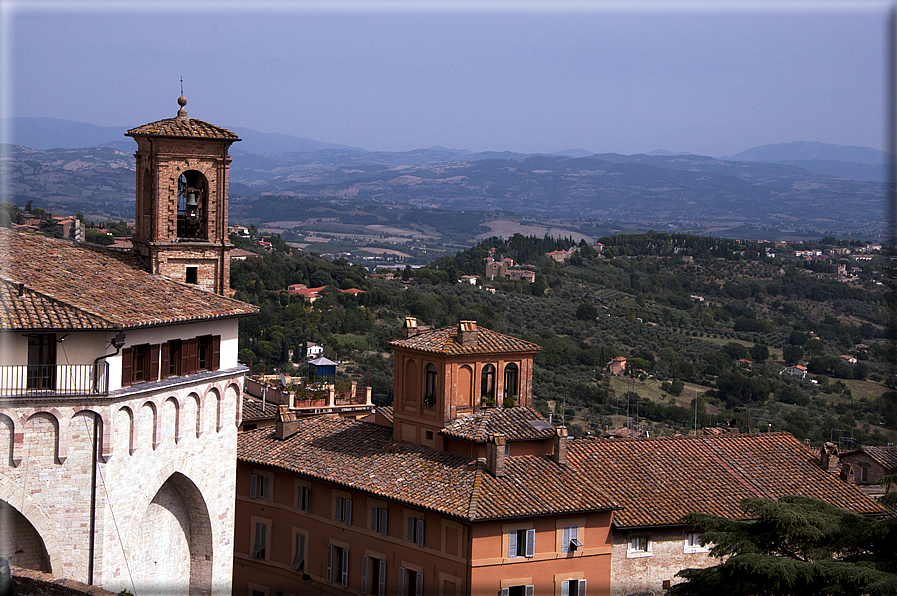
[241, 395, 280, 422]
[567, 432, 886, 529]
[0, 229, 257, 330]
[237, 417, 617, 520]
[842, 446, 897, 470]
[389, 325, 540, 356]
[441, 406, 556, 443]
[126, 116, 239, 140]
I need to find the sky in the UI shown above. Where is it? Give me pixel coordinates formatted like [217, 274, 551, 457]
[0, 0, 892, 157]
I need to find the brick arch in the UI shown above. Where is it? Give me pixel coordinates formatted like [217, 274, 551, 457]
[0, 482, 62, 575]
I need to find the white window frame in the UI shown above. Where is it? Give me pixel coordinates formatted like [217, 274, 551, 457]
[501, 587, 534, 596]
[509, 528, 536, 558]
[685, 531, 709, 553]
[561, 525, 580, 553]
[627, 535, 651, 558]
[561, 579, 587, 596]
[249, 472, 271, 501]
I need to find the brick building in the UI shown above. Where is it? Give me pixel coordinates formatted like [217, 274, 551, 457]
[0, 97, 257, 595]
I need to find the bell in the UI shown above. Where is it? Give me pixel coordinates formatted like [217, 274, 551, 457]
[186, 193, 198, 208]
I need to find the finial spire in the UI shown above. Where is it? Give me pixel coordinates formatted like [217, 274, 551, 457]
[177, 77, 188, 120]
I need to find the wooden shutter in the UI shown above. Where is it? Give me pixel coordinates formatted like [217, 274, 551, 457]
[508, 530, 517, 558]
[379, 508, 388, 536]
[525, 529, 535, 557]
[186, 338, 198, 374]
[501, 589, 509, 596]
[377, 560, 386, 596]
[415, 571, 423, 596]
[579, 579, 587, 596]
[361, 555, 369, 594]
[345, 499, 352, 525]
[211, 335, 221, 370]
[416, 518, 424, 546]
[250, 474, 257, 498]
[260, 476, 270, 500]
[371, 507, 378, 531]
[326, 545, 333, 582]
[148, 345, 160, 381]
[407, 518, 414, 542]
[292, 533, 305, 570]
[180, 341, 190, 376]
[397, 567, 405, 596]
[335, 496, 343, 521]
[121, 347, 132, 387]
[341, 550, 349, 587]
[160, 342, 170, 380]
[562, 526, 571, 553]
[526, 586, 534, 596]
[253, 523, 266, 559]
[561, 580, 570, 596]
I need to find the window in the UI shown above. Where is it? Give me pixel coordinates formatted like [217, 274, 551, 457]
[27, 333, 56, 390]
[561, 579, 587, 596]
[423, 364, 437, 407]
[361, 555, 386, 596]
[371, 506, 388, 535]
[628, 536, 651, 558]
[161, 339, 182, 379]
[335, 496, 353, 524]
[250, 473, 270, 500]
[197, 335, 219, 371]
[252, 522, 268, 560]
[561, 525, 580, 553]
[186, 265, 198, 284]
[398, 567, 423, 596]
[296, 485, 310, 512]
[407, 515, 425, 546]
[291, 532, 306, 571]
[503, 363, 519, 402]
[509, 528, 535, 558]
[502, 587, 534, 596]
[327, 544, 349, 587]
[859, 464, 869, 484]
[121, 343, 160, 386]
[481, 364, 495, 402]
[685, 532, 707, 553]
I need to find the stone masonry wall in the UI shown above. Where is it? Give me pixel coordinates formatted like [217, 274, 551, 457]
[610, 528, 715, 596]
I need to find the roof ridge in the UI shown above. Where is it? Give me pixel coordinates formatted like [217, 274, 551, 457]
[699, 436, 762, 496]
[467, 459, 486, 519]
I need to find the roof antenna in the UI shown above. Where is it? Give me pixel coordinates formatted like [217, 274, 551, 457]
[180, 76, 184, 96]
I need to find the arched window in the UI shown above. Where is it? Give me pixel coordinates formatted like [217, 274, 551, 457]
[503, 363, 519, 405]
[481, 364, 495, 405]
[177, 170, 208, 240]
[424, 363, 438, 407]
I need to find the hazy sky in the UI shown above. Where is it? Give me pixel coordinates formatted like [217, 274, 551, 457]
[1, 1, 891, 156]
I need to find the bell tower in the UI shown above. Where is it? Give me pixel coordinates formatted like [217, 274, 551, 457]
[126, 95, 241, 294]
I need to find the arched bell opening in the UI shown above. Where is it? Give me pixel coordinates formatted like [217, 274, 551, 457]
[177, 171, 209, 240]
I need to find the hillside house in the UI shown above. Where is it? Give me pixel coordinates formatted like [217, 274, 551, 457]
[606, 357, 628, 376]
[838, 445, 897, 495]
[781, 365, 808, 379]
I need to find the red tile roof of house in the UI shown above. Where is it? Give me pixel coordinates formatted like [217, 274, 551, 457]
[0, 229, 257, 330]
[841, 446, 897, 471]
[441, 406, 556, 443]
[567, 432, 886, 529]
[237, 416, 617, 521]
[389, 324, 540, 356]
[241, 394, 280, 422]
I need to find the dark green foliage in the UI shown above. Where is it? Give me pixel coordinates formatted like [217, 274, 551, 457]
[669, 496, 897, 596]
[85, 228, 114, 245]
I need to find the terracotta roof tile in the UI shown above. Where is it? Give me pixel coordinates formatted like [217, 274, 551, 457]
[389, 325, 540, 356]
[842, 446, 897, 470]
[126, 117, 239, 140]
[567, 433, 886, 528]
[441, 406, 556, 443]
[0, 229, 257, 330]
[241, 395, 280, 422]
[237, 417, 617, 520]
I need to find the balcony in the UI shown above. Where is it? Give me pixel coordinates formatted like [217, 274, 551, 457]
[0, 363, 110, 398]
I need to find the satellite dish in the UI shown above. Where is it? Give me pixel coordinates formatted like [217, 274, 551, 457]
[280, 373, 287, 387]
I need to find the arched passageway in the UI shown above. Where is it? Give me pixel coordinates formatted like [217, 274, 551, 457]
[0, 499, 50, 572]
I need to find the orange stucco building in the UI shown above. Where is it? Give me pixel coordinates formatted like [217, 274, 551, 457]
[234, 320, 618, 596]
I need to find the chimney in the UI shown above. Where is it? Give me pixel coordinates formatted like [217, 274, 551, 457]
[457, 320, 478, 348]
[402, 316, 418, 339]
[820, 442, 839, 473]
[485, 432, 507, 477]
[274, 405, 298, 440]
[553, 426, 568, 466]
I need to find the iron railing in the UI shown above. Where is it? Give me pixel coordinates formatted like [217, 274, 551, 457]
[0, 363, 109, 397]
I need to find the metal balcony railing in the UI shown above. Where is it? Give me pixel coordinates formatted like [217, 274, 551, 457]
[0, 363, 110, 398]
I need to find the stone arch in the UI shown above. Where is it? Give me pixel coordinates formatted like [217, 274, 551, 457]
[176, 169, 210, 240]
[68, 410, 102, 463]
[224, 383, 239, 430]
[0, 482, 61, 575]
[127, 471, 214, 596]
[0, 413, 17, 467]
[23, 411, 62, 465]
[205, 387, 222, 433]
[183, 393, 201, 440]
[115, 406, 135, 456]
[161, 396, 180, 445]
[139, 401, 158, 451]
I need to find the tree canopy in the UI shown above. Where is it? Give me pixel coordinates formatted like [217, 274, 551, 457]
[669, 496, 897, 596]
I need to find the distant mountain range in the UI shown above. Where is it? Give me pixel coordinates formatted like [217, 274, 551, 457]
[0, 117, 888, 237]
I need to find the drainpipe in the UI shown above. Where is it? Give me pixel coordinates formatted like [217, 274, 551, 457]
[88, 412, 98, 585]
[92, 332, 126, 393]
